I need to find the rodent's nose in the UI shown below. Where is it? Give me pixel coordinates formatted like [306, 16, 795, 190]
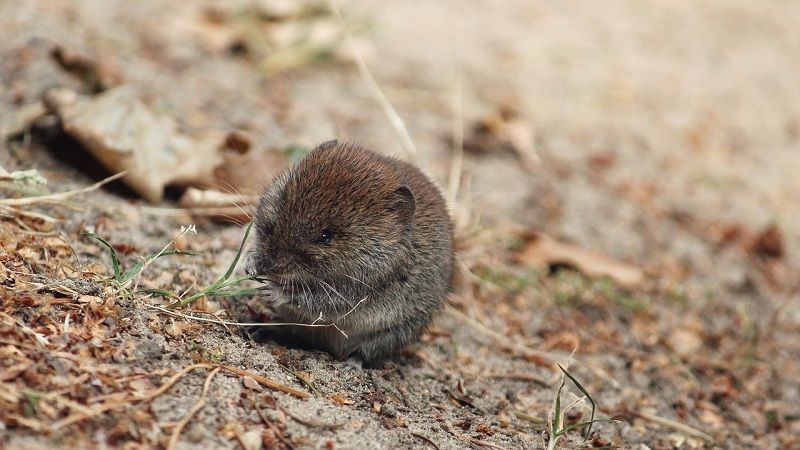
[249, 251, 291, 278]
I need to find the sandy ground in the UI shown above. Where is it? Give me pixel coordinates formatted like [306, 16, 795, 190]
[1, 1, 799, 449]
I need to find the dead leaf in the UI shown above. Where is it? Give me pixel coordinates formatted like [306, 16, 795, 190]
[515, 232, 644, 287]
[463, 106, 540, 170]
[44, 87, 227, 203]
[745, 225, 784, 260]
[51, 45, 122, 92]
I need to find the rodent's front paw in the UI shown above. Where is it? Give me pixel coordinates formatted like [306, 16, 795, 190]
[259, 284, 291, 307]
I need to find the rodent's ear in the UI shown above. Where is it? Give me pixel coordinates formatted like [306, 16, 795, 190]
[315, 139, 340, 151]
[389, 185, 415, 228]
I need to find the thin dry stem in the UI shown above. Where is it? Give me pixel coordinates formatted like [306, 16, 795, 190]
[447, 70, 464, 206]
[0, 171, 127, 207]
[145, 297, 367, 339]
[166, 367, 220, 450]
[633, 410, 714, 443]
[328, 0, 418, 162]
[219, 365, 311, 399]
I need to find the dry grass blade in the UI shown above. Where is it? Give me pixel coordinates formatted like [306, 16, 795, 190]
[633, 410, 714, 443]
[447, 70, 464, 206]
[0, 171, 127, 206]
[328, 0, 418, 162]
[138, 363, 213, 402]
[410, 432, 441, 450]
[470, 438, 507, 450]
[483, 372, 552, 387]
[0, 205, 58, 222]
[166, 367, 221, 450]
[219, 365, 311, 399]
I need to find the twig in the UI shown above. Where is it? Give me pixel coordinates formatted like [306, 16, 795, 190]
[328, 0, 418, 162]
[139, 363, 213, 401]
[251, 397, 296, 450]
[632, 410, 714, 443]
[147, 298, 368, 339]
[279, 364, 322, 397]
[470, 438, 507, 450]
[484, 372, 552, 387]
[166, 367, 220, 450]
[0, 171, 127, 206]
[0, 205, 58, 222]
[146, 303, 357, 333]
[410, 432, 441, 450]
[219, 365, 311, 399]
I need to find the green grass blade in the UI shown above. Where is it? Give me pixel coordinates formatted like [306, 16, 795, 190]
[559, 364, 596, 439]
[83, 232, 122, 281]
[156, 249, 198, 258]
[221, 222, 253, 282]
[120, 260, 145, 284]
[205, 288, 261, 297]
[553, 420, 591, 438]
[137, 288, 179, 299]
[552, 378, 565, 435]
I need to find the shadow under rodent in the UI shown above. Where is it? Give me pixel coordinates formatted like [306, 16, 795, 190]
[246, 140, 454, 367]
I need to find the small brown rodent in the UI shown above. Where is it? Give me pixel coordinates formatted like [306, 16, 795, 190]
[246, 140, 454, 366]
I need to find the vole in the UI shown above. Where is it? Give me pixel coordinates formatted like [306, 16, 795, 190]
[246, 140, 454, 366]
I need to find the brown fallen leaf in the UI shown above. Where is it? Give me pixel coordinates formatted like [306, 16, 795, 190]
[463, 105, 540, 170]
[514, 231, 644, 287]
[44, 87, 227, 203]
[744, 224, 784, 260]
[51, 45, 122, 92]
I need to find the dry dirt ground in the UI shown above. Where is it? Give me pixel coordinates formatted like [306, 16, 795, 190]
[2, 1, 800, 449]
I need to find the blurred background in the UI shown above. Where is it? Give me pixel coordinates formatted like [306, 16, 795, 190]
[2, 0, 799, 448]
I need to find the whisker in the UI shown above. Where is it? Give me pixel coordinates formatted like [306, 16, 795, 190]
[329, 269, 379, 293]
[297, 267, 354, 309]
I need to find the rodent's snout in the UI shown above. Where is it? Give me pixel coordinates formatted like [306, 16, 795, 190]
[246, 248, 294, 279]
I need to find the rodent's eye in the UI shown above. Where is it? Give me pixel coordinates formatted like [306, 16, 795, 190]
[315, 229, 334, 245]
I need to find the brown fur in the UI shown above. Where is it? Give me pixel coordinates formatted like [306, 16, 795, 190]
[246, 140, 454, 366]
